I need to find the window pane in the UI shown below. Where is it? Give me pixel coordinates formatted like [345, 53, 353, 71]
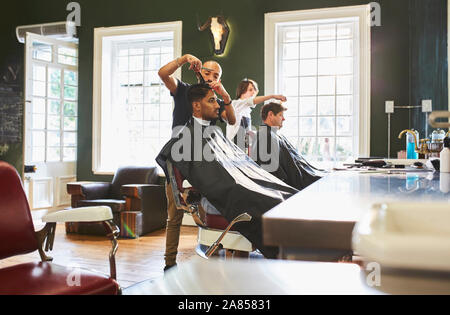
[299, 59, 317, 76]
[337, 116, 352, 136]
[318, 40, 336, 58]
[47, 147, 60, 162]
[282, 43, 299, 60]
[283, 27, 299, 42]
[318, 137, 335, 161]
[299, 117, 316, 136]
[284, 98, 299, 117]
[337, 76, 353, 94]
[299, 77, 316, 96]
[47, 131, 60, 146]
[300, 25, 317, 41]
[144, 104, 159, 121]
[119, 57, 129, 71]
[129, 55, 144, 71]
[64, 85, 77, 100]
[299, 137, 315, 156]
[144, 71, 160, 86]
[32, 131, 45, 146]
[33, 65, 46, 81]
[58, 55, 77, 66]
[336, 57, 353, 75]
[299, 97, 316, 116]
[129, 71, 144, 85]
[127, 104, 143, 121]
[64, 102, 77, 116]
[129, 87, 143, 103]
[318, 24, 336, 40]
[64, 116, 77, 131]
[337, 23, 353, 39]
[64, 132, 77, 146]
[63, 147, 77, 161]
[145, 86, 160, 103]
[129, 47, 144, 55]
[146, 55, 161, 70]
[282, 60, 299, 77]
[144, 121, 160, 138]
[300, 42, 317, 59]
[48, 100, 60, 115]
[318, 96, 335, 115]
[160, 105, 172, 121]
[337, 96, 353, 115]
[33, 81, 46, 97]
[32, 98, 46, 114]
[161, 54, 172, 66]
[318, 76, 335, 95]
[337, 39, 353, 57]
[336, 137, 353, 160]
[47, 115, 60, 130]
[58, 47, 78, 65]
[280, 117, 298, 137]
[161, 40, 174, 53]
[32, 147, 45, 162]
[64, 70, 78, 86]
[318, 58, 336, 75]
[32, 114, 45, 129]
[33, 42, 52, 62]
[318, 117, 335, 136]
[282, 77, 299, 96]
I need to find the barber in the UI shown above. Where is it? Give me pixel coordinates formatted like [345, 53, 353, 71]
[158, 54, 235, 271]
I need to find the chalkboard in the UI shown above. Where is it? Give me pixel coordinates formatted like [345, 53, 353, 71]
[0, 84, 23, 145]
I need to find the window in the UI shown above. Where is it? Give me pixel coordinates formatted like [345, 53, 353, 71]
[25, 37, 78, 163]
[93, 22, 182, 174]
[265, 5, 371, 164]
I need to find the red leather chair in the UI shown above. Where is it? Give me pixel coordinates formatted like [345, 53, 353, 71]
[0, 161, 120, 295]
[166, 160, 253, 259]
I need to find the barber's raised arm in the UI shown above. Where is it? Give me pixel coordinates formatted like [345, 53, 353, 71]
[158, 54, 202, 95]
[253, 94, 287, 105]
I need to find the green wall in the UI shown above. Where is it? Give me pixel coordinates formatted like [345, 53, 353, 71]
[0, 0, 447, 179]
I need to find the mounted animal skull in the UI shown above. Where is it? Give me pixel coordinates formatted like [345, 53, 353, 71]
[198, 16, 230, 55]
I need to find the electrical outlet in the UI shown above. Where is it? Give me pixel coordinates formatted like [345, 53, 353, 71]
[422, 99, 432, 113]
[385, 101, 394, 113]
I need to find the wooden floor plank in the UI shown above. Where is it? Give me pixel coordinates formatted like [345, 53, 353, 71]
[0, 222, 198, 289]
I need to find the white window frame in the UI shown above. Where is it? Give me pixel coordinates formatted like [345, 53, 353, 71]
[92, 21, 182, 175]
[265, 5, 371, 158]
[24, 33, 79, 164]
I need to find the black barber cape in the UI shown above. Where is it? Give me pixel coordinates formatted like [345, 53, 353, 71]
[254, 124, 325, 191]
[156, 119, 298, 258]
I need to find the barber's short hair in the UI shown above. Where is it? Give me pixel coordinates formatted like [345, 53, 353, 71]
[236, 78, 259, 99]
[261, 102, 287, 121]
[187, 83, 212, 104]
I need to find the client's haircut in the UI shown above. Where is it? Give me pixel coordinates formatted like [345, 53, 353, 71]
[187, 83, 212, 105]
[261, 102, 287, 121]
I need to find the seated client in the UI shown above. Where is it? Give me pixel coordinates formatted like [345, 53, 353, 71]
[156, 84, 298, 258]
[253, 102, 325, 191]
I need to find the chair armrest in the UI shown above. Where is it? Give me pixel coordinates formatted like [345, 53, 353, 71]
[42, 206, 113, 223]
[121, 184, 162, 199]
[67, 181, 111, 197]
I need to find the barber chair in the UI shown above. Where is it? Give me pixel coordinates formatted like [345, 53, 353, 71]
[166, 160, 253, 259]
[66, 166, 167, 238]
[0, 161, 120, 295]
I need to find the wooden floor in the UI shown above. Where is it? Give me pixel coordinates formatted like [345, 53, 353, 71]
[0, 220, 199, 289]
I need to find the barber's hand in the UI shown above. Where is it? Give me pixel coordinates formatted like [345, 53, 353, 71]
[185, 54, 202, 72]
[209, 80, 226, 96]
[273, 95, 287, 102]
